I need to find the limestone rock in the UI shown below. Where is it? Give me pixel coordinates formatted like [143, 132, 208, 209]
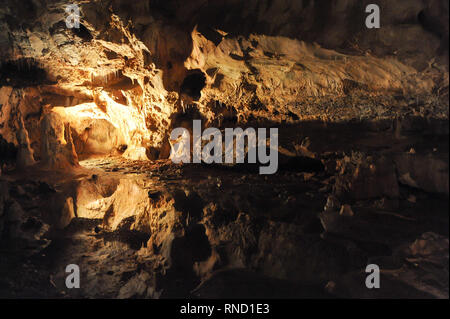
[15, 115, 35, 168]
[40, 111, 79, 169]
[59, 197, 75, 229]
[339, 204, 354, 217]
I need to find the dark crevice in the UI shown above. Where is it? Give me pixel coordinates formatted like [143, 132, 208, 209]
[71, 24, 93, 41]
[0, 58, 50, 87]
[180, 70, 206, 101]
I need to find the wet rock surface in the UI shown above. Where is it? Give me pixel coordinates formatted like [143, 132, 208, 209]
[1, 119, 448, 299]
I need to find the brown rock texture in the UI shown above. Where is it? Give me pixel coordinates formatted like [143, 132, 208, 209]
[0, 0, 448, 299]
[0, 0, 448, 159]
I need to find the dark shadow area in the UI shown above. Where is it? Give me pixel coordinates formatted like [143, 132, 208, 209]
[180, 70, 206, 101]
[0, 58, 50, 88]
[0, 134, 17, 170]
[71, 23, 93, 42]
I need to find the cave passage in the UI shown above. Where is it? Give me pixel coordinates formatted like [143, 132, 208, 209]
[180, 70, 206, 101]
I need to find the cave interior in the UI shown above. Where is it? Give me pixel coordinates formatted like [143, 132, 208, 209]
[0, 0, 449, 299]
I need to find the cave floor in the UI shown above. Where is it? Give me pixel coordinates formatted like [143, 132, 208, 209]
[0, 150, 448, 299]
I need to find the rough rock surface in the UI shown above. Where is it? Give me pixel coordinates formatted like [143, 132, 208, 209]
[0, 0, 448, 299]
[0, 0, 448, 158]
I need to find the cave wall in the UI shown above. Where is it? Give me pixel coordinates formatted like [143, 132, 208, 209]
[0, 0, 448, 167]
[0, 0, 448, 299]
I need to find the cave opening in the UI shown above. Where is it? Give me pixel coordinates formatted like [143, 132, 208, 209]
[180, 70, 206, 101]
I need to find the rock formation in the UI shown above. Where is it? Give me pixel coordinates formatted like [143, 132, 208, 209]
[0, 0, 448, 299]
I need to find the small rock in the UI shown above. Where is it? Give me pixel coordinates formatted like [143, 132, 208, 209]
[324, 195, 340, 212]
[409, 232, 449, 257]
[339, 204, 354, 217]
[325, 281, 336, 294]
[407, 194, 417, 203]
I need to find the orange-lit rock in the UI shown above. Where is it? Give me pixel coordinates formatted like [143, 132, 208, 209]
[40, 111, 79, 169]
[0, 0, 448, 300]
